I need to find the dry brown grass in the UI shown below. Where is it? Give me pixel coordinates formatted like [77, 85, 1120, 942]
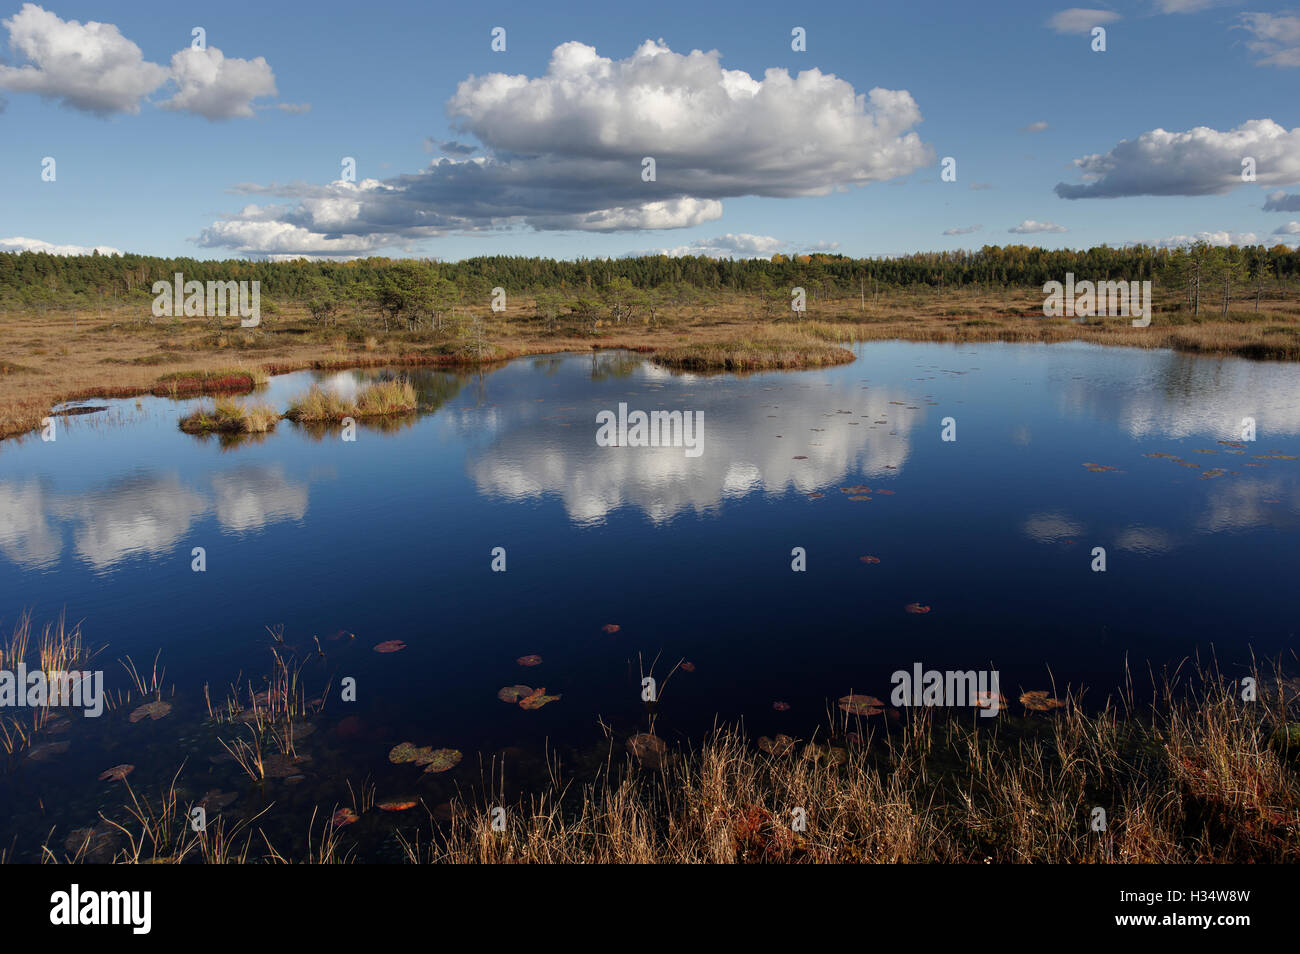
[178, 398, 279, 434]
[285, 377, 417, 422]
[29, 661, 1300, 864]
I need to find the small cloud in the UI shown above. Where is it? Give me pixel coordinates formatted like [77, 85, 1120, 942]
[1264, 190, 1300, 212]
[424, 138, 477, 156]
[1237, 13, 1300, 68]
[1009, 219, 1067, 234]
[1021, 121, 1050, 133]
[969, 181, 994, 191]
[1155, 230, 1258, 247]
[0, 236, 123, 256]
[1273, 221, 1300, 235]
[1047, 8, 1121, 35]
[276, 102, 310, 114]
[943, 224, 982, 235]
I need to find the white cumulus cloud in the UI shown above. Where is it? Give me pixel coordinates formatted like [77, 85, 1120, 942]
[1056, 119, 1300, 198]
[197, 39, 932, 256]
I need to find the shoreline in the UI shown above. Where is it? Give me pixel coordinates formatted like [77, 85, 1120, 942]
[4, 291, 1299, 442]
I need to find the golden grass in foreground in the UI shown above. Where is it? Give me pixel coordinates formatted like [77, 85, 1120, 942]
[178, 398, 279, 434]
[285, 377, 417, 422]
[37, 663, 1300, 863]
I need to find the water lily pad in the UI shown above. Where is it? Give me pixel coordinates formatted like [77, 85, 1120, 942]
[847, 495, 871, 501]
[497, 685, 533, 703]
[374, 640, 406, 653]
[838, 694, 884, 716]
[64, 822, 119, 861]
[129, 700, 172, 722]
[421, 748, 463, 773]
[841, 485, 871, 494]
[263, 753, 312, 778]
[973, 691, 1009, 710]
[98, 764, 134, 781]
[378, 797, 419, 812]
[519, 688, 561, 710]
[1019, 690, 1065, 711]
[389, 742, 420, 763]
[516, 654, 543, 667]
[602, 624, 620, 634]
[680, 661, 695, 672]
[904, 603, 931, 614]
[27, 740, 70, 761]
[331, 807, 359, 827]
[859, 555, 881, 564]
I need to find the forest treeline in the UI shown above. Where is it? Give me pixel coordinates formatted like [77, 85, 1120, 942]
[3, 242, 1297, 309]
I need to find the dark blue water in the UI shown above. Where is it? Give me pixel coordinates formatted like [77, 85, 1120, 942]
[2, 340, 1298, 856]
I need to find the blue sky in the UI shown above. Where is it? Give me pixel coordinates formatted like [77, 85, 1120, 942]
[2, 0, 1298, 261]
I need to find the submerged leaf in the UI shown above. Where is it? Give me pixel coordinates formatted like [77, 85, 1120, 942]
[838, 694, 884, 716]
[129, 700, 172, 723]
[374, 640, 406, 653]
[516, 654, 543, 667]
[904, 603, 931, 614]
[98, 764, 134, 781]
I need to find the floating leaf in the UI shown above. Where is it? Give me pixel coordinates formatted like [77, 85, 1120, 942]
[516, 654, 543, 667]
[772, 701, 791, 712]
[876, 489, 896, 495]
[602, 624, 620, 634]
[331, 807, 359, 827]
[838, 694, 884, 716]
[806, 492, 824, 499]
[847, 495, 871, 501]
[859, 555, 881, 564]
[378, 798, 418, 812]
[904, 603, 931, 614]
[792, 455, 808, 460]
[129, 700, 172, 723]
[840, 485, 871, 494]
[98, 764, 134, 781]
[973, 691, 1009, 710]
[374, 640, 406, 653]
[680, 661, 695, 672]
[421, 749, 463, 773]
[388, 742, 419, 764]
[519, 688, 561, 710]
[497, 685, 533, 703]
[1019, 690, 1065, 712]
